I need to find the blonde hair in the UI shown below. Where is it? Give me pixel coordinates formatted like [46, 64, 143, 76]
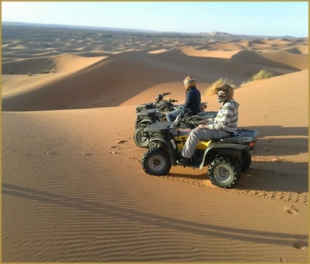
[217, 84, 234, 99]
[205, 78, 235, 96]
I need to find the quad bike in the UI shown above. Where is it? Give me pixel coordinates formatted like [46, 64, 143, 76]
[135, 97, 180, 128]
[135, 91, 208, 128]
[140, 116, 259, 189]
[135, 92, 179, 113]
[135, 92, 180, 130]
[133, 104, 214, 148]
[133, 92, 209, 148]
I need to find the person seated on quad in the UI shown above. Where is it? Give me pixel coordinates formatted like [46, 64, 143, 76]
[166, 76, 201, 122]
[177, 83, 239, 166]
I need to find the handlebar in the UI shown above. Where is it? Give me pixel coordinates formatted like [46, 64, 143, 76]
[157, 99, 179, 111]
[155, 92, 172, 103]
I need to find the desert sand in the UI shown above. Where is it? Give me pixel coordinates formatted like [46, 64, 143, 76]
[2, 25, 309, 262]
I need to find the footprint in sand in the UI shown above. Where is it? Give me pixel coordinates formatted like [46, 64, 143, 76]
[44, 151, 60, 155]
[284, 205, 299, 215]
[79, 152, 93, 156]
[278, 257, 287, 262]
[116, 139, 128, 144]
[109, 151, 120, 154]
[292, 240, 308, 250]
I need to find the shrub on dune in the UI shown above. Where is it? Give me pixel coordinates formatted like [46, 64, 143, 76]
[241, 69, 274, 86]
[251, 69, 273, 81]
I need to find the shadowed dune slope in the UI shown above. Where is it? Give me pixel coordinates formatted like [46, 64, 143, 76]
[3, 57, 57, 75]
[231, 50, 304, 71]
[2, 53, 106, 74]
[259, 50, 309, 70]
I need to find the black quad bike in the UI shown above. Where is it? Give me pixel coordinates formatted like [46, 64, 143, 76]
[140, 118, 258, 189]
[135, 91, 208, 128]
[135, 92, 178, 113]
[135, 97, 179, 128]
[133, 92, 209, 148]
[135, 92, 185, 131]
[133, 105, 214, 148]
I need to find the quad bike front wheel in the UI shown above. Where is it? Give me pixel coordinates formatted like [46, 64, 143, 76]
[133, 127, 150, 148]
[142, 148, 171, 176]
[208, 156, 241, 188]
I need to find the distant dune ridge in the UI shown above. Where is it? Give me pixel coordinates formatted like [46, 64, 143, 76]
[2, 24, 309, 262]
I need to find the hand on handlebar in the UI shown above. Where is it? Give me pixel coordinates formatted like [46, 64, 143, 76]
[199, 118, 209, 125]
[198, 124, 208, 129]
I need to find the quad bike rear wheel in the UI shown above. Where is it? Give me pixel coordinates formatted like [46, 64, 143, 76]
[133, 127, 150, 148]
[241, 151, 252, 173]
[208, 156, 241, 188]
[142, 148, 171, 175]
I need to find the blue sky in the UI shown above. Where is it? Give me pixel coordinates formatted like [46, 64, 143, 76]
[1, 1, 308, 37]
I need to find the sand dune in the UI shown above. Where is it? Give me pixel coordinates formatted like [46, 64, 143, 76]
[259, 50, 309, 70]
[2, 25, 309, 262]
[3, 44, 307, 111]
[231, 50, 303, 71]
[2, 53, 107, 74]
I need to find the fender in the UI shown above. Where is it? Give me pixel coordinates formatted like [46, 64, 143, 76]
[198, 143, 248, 169]
[149, 137, 178, 165]
[138, 119, 153, 128]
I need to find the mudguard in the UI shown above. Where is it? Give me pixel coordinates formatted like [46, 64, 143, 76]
[198, 143, 249, 169]
[149, 137, 178, 165]
[137, 119, 153, 128]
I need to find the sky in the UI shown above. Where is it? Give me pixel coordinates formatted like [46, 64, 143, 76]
[1, 1, 309, 37]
